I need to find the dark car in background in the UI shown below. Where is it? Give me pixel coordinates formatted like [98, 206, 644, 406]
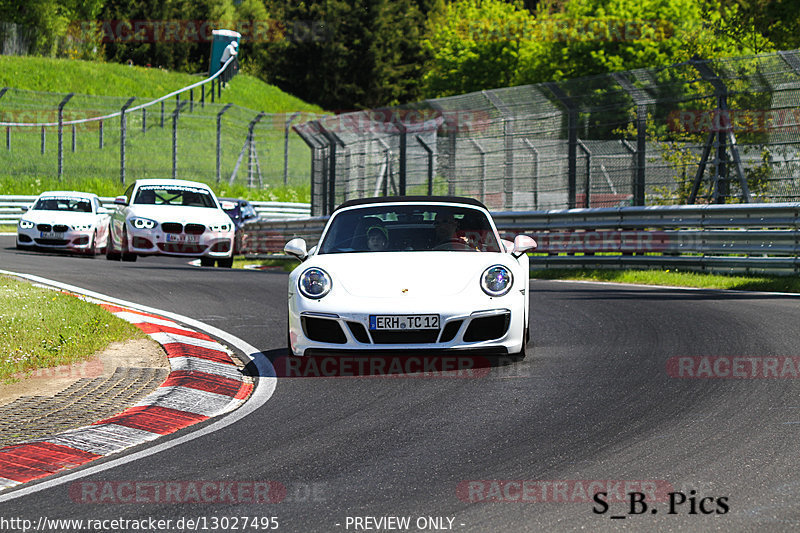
[219, 198, 261, 255]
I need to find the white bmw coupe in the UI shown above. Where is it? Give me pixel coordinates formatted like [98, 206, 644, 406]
[16, 191, 110, 256]
[106, 179, 235, 267]
[284, 197, 537, 358]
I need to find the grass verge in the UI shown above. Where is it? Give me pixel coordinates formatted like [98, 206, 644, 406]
[0, 275, 146, 383]
[530, 268, 800, 293]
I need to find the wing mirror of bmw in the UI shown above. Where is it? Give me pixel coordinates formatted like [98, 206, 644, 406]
[113, 195, 128, 206]
[284, 238, 308, 261]
[512, 235, 537, 258]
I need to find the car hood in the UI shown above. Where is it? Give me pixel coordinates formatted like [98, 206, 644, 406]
[127, 205, 230, 225]
[23, 211, 100, 225]
[310, 251, 512, 298]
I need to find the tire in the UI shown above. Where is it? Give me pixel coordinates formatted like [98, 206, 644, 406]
[106, 229, 121, 260]
[120, 228, 137, 262]
[217, 256, 234, 268]
[86, 232, 97, 257]
[200, 257, 215, 267]
[510, 323, 528, 361]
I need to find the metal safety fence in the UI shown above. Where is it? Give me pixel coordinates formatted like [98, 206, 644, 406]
[294, 50, 800, 216]
[239, 203, 800, 275]
[0, 58, 325, 188]
[0, 195, 310, 225]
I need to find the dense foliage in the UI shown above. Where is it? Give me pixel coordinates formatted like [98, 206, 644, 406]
[2, 0, 799, 108]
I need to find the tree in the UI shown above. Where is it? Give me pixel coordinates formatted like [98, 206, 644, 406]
[518, 0, 773, 84]
[420, 0, 538, 98]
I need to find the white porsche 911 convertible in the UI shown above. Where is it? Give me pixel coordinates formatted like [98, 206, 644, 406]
[284, 196, 537, 358]
[16, 191, 110, 256]
[106, 179, 235, 267]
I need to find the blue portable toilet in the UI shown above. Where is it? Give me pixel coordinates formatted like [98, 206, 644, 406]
[209, 29, 241, 76]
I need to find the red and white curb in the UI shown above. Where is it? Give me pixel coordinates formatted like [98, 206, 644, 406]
[0, 299, 254, 492]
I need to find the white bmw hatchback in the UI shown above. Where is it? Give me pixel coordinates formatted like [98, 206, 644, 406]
[284, 197, 537, 358]
[16, 191, 110, 256]
[106, 179, 235, 267]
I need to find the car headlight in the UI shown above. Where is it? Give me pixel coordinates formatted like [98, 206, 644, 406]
[481, 265, 513, 297]
[210, 222, 231, 232]
[299, 268, 332, 299]
[129, 217, 156, 229]
[18, 220, 34, 229]
[72, 224, 92, 231]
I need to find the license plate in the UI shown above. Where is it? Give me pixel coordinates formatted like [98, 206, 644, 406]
[166, 234, 199, 242]
[369, 314, 439, 330]
[40, 232, 64, 239]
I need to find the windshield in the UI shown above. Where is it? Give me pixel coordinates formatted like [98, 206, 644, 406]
[33, 197, 92, 213]
[318, 205, 501, 254]
[133, 185, 217, 208]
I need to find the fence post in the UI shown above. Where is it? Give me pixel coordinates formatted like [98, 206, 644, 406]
[71, 124, 76, 153]
[172, 101, 187, 179]
[40, 126, 45, 155]
[142, 106, 146, 134]
[613, 73, 649, 206]
[577, 139, 591, 208]
[99, 120, 104, 150]
[216, 103, 233, 183]
[189, 89, 194, 113]
[201, 84, 205, 108]
[470, 139, 487, 203]
[284, 112, 300, 186]
[160, 101, 164, 128]
[120, 96, 136, 185]
[417, 135, 435, 196]
[546, 82, 578, 209]
[57, 92, 74, 179]
[523, 139, 539, 210]
[1, 89, 9, 151]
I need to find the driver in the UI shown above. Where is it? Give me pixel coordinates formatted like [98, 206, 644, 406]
[367, 225, 389, 251]
[433, 211, 465, 247]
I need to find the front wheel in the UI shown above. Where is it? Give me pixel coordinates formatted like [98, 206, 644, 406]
[120, 228, 137, 262]
[86, 231, 97, 257]
[217, 256, 234, 268]
[106, 229, 121, 260]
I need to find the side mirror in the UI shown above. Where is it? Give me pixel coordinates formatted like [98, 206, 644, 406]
[21, 205, 29, 212]
[512, 235, 537, 258]
[97, 207, 111, 215]
[284, 238, 308, 261]
[114, 195, 128, 206]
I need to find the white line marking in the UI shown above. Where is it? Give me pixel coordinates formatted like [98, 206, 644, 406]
[0, 269, 277, 503]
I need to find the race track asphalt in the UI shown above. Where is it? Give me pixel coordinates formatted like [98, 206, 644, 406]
[2, 235, 800, 532]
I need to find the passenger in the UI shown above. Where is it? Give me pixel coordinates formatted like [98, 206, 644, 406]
[366, 225, 389, 251]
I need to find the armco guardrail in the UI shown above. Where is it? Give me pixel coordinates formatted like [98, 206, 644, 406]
[239, 203, 800, 275]
[0, 196, 310, 225]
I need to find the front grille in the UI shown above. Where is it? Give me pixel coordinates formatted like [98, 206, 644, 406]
[371, 330, 440, 344]
[53, 224, 69, 232]
[210, 241, 231, 253]
[184, 223, 205, 235]
[302, 317, 347, 344]
[34, 238, 69, 245]
[132, 237, 153, 248]
[162, 222, 182, 234]
[156, 242, 207, 254]
[439, 320, 463, 343]
[463, 313, 510, 342]
[37, 224, 51, 232]
[346, 322, 370, 343]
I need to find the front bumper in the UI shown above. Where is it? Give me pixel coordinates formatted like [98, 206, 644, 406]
[126, 226, 234, 258]
[288, 295, 526, 356]
[17, 228, 95, 252]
